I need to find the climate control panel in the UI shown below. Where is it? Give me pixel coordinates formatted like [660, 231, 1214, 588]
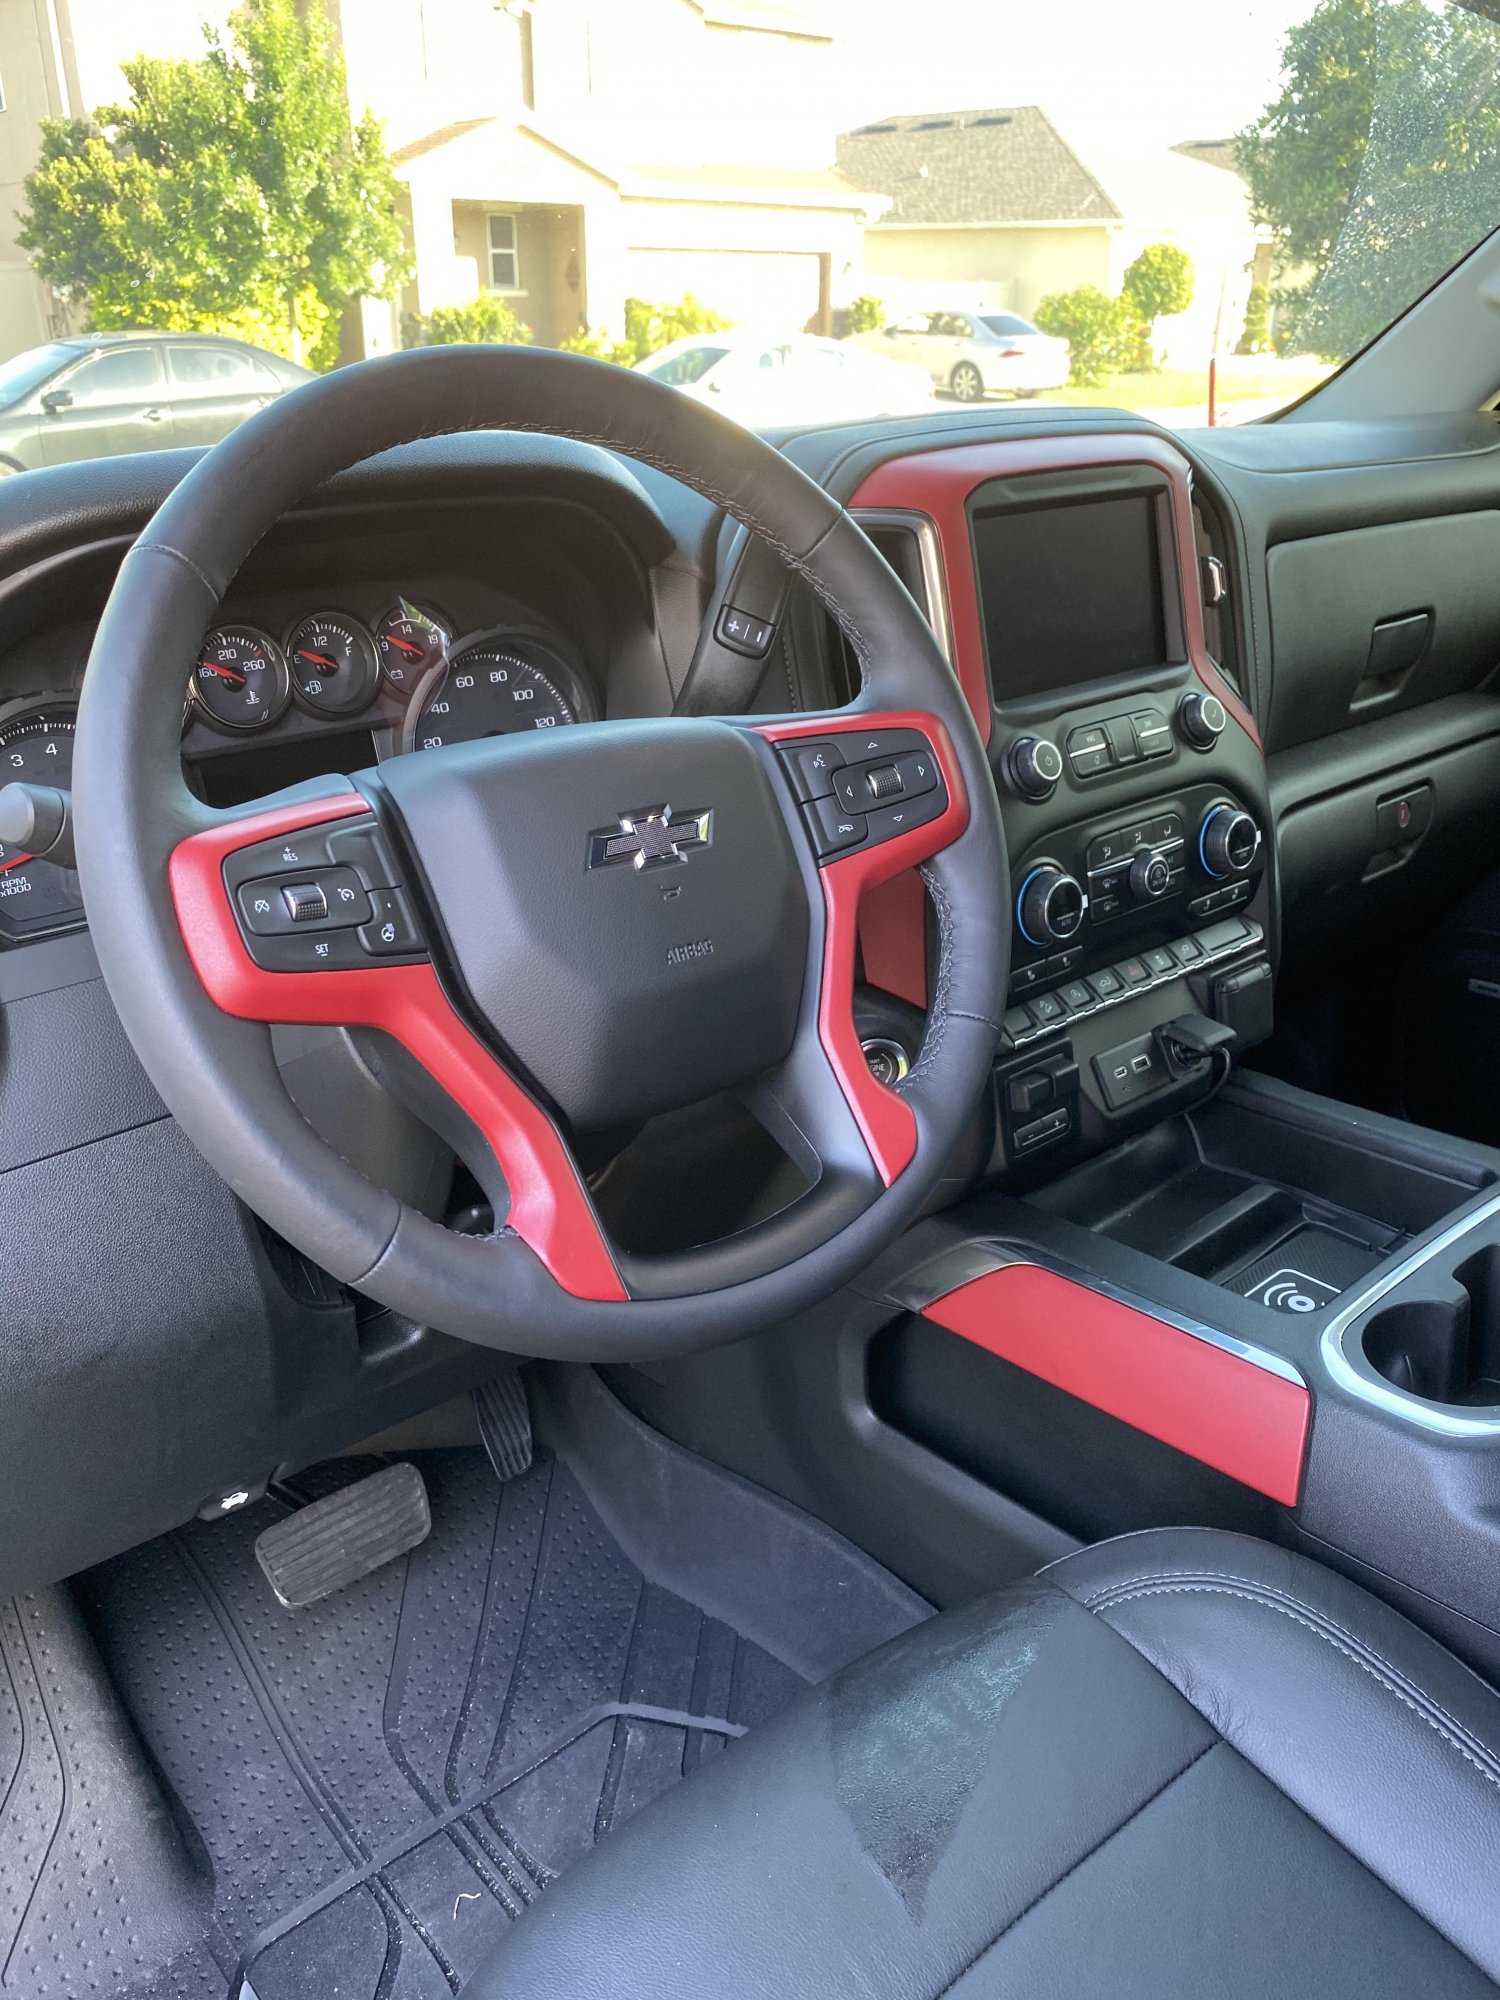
[1009, 784, 1265, 995]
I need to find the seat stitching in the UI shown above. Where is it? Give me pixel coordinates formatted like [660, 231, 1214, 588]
[1082, 1577, 1500, 1792]
[926, 1740, 1216, 2000]
[1080, 1567, 1500, 1773]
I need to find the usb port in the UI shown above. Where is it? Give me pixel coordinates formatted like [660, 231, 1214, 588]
[1131, 1053, 1152, 1074]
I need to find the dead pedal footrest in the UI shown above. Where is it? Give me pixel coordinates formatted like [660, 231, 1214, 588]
[254, 1462, 431, 1609]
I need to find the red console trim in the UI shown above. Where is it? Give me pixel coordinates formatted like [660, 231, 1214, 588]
[849, 432, 1260, 750]
[922, 1261, 1309, 1504]
[167, 791, 627, 1303]
[758, 711, 969, 1184]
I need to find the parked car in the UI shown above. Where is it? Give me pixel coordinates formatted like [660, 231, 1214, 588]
[633, 331, 935, 426]
[0, 332, 313, 472]
[863, 308, 1071, 401]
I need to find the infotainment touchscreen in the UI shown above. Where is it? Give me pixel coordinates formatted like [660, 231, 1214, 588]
[971, 492, 1168, 699]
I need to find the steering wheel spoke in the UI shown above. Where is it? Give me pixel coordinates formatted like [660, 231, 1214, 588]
[167, 783, 627, 1303]
[756, 708, 969, 1185]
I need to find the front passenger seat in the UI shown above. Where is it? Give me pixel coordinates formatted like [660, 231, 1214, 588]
[463, 1528, 1500, 1997]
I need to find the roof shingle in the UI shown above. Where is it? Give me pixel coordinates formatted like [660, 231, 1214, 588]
[837, 106, 1120, 226]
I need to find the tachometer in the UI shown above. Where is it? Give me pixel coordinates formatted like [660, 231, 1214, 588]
[191, 626, 290, 732]
[286, 612, 379, 716]
[0, 704, 81, 940]
[413, 636, 581, 750]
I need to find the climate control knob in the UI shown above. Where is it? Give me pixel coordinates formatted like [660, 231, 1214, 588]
[1198, 804, 1261, 879]
[1005, 734, 1064, 801]
[1017, 864, 1086, 946]
[1177, 689, 1227, 750]
[1129, 849, 1174, 900]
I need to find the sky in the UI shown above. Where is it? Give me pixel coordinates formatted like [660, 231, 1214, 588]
[822, 0, 1319, 148]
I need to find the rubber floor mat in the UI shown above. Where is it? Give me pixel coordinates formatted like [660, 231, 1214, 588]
[74, 1448, 807, 2000]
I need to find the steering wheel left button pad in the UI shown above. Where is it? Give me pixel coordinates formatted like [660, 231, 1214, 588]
[224, 816, 426, 970]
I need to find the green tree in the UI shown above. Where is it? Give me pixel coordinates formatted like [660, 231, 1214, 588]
[1034, 285, 1135, 385]
[19, 0, 408, 368]
[1237, 0, 1500, 358]
[844, 294, 885, 334]
[414, 294, 533, 347]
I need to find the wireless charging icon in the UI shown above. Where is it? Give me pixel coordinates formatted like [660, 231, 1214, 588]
[1251, 1268, 1342, 1315]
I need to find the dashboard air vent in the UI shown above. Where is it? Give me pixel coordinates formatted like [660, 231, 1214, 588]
[1191, 493, 1244, 697]
[823, 515, 943, 707]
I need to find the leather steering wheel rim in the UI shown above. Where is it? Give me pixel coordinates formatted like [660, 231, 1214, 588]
[73, 345, 1009, 1360]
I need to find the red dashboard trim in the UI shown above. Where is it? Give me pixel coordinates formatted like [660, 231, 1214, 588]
[922, 1262, 1309, 1505]
[167, 791, 627, 1303]
[850, 432, 1260, 750]
[757, 711, 969, 1184]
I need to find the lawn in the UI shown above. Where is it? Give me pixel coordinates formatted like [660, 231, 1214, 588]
[1035, 359, 1335, 417]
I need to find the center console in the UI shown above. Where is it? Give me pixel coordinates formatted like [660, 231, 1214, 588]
[853, 433, 1273, 1176]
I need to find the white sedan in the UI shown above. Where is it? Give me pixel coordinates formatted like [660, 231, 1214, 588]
[633, 333, 936, 426]
[863, 309, 1072, 401]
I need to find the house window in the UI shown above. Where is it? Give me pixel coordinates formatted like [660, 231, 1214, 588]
[488, 213, 520, 291]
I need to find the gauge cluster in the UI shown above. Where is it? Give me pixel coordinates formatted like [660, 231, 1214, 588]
[0, 593, 599, 945]
[185, 601, 593, 750]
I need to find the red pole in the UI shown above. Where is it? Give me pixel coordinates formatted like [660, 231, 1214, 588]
[1208, 355, 1219, 427]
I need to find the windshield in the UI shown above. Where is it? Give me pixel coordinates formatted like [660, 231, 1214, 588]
[2, 0, 1496, 465]
[0, 342, 74, 405]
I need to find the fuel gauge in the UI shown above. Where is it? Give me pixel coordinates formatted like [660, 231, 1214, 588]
[287, 612, 379, 715]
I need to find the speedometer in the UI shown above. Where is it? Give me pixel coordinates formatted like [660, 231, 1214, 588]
[0, 703, 82, 940]
[412, 636, 582, 750]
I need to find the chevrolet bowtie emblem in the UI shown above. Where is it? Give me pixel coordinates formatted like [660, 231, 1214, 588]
[587, 804, 713, 872]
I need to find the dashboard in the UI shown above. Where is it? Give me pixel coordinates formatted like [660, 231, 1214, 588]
[4, 403, 1500, 1607]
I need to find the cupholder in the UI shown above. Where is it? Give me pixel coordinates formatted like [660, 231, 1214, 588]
[1360, 1246, 1500, 1408]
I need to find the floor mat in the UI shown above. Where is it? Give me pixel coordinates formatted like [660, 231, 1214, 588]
[62, 1447, 809, 2000]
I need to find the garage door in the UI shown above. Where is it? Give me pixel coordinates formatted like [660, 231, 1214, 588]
[623, 249, 824, 331]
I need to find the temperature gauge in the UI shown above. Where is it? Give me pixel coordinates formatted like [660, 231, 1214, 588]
[191, 627, 290, 732]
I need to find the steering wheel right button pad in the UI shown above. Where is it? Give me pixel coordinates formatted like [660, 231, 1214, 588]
[224, 815, 427, 971]
[785, 727, 949, 862]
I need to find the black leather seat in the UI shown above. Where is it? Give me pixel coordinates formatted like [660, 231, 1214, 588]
[463, 1528, 1500, 1997]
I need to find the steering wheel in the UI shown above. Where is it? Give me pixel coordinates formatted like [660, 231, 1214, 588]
[72, 347, 1008, 1360]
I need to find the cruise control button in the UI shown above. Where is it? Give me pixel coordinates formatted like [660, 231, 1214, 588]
[803, 794, 866, 858]
[246, 928, 366, 972]
[281, 880, 328, 924]
[237, 878, 291, 935]
[780, 740, 845, 802]
[326, 819, 401, 889]
[358, 887, 424, 957]
[867, 787, 946, 844]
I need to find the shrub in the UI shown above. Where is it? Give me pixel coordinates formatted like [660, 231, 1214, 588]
[1034, 285, 1136, 385]
[558, 324, 636, 366]
[411, 293, 533, 347]
[1122, 242, 1195, 322]
[560, 293, 730, 367]
[844, 293, 884, 334]
[1236, 283, 1272, 354]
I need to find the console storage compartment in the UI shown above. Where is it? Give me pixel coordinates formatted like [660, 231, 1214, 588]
[1024, 1071, 1489, 1311]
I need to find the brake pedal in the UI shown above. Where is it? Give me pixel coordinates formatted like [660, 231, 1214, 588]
[475, 1370, 534, 1482]
[254, 1462, 431, 1609]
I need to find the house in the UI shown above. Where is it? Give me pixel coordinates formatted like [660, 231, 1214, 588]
[0, 0, 879, 365]
[837, 105, 1267, 366]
